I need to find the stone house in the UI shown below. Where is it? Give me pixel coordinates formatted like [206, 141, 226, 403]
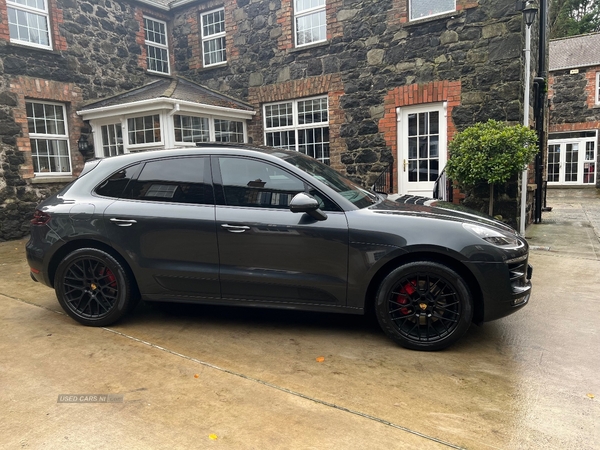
[0, 0, 539, 240]
[548, 33, 599, 188]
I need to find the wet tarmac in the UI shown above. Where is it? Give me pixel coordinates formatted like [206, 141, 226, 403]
[0, 188, 598, 449]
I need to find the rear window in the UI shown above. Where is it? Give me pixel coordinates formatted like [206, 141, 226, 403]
[122, 157, 213, 205]
[95, 163, 141, 198]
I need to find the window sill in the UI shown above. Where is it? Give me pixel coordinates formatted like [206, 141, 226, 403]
[288, 41, 329, 53]
[31, 176, 75, 184]
[147, 70, 172, 78]
[200, 62, 228, 71]
[8, 41, 58, 54]
[404, 11, 459, 27]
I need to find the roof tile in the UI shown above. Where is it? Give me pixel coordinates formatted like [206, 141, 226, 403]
[550, 33, 600, 71]
[80, 77, 253, 112]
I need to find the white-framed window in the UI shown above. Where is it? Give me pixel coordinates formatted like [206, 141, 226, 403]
[215, 119, 244, 142]
[295, 0, 326, 47]
[127, 114, 162, 146]
[26, 101, 71, 175]
[144, 17, 170, 74]
[409, 0, 455, 21]
[101, 124, 124, 157]
[173, 115, 244, 144]
[596, 72, 600, 105]
[201, 8, 226, 67]
[7, 0, 52, 49]
[174, 115, 210, 143]
[264, 96, 330, 164]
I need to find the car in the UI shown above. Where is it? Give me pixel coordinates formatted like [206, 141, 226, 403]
[26, 143, 532, 351]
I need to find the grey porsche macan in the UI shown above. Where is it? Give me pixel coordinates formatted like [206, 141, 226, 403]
[26, 144, 532, 351]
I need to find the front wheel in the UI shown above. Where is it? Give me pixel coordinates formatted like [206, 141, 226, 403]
[375, 261, 473, 351]
[55, 248, 135, 327]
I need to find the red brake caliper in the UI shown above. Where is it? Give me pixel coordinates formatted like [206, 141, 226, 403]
[396, 281, 416, 315]
[105, 269, 117, 289]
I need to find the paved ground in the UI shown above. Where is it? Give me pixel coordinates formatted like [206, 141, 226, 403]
[1, 188, 599, 449]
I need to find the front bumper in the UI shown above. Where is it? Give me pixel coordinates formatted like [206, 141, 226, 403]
[466, 255, 532, 322]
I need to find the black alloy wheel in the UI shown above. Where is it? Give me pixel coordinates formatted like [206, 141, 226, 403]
[55, 248, 135, 327]
[375, 261, 473, 351]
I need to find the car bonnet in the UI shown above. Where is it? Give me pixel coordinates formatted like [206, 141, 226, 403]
[369, 195, 520, 235]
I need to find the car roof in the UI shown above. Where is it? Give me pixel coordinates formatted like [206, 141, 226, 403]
[86, 143, 301, 170]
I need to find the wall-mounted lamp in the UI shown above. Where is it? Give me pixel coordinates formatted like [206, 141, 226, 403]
[78, 134, 94, 158]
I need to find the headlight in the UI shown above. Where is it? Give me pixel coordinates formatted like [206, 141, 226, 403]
[462, 223, 523, 248]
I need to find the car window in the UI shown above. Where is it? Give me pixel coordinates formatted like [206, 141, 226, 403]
[277, 152, 378, 209]
[124, 157, 213, 205]
[95, 163, 141, 198]
[218, 157, 306, 209]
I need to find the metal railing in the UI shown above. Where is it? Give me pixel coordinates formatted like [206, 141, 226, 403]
[371, 162, 394, 194]
[432, 168, 453, 202]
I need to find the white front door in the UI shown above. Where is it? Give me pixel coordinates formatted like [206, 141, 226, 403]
[397, 103, 447, 196]
[548, 132, 597, 185]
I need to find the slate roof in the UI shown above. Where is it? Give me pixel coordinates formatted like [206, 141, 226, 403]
[80, 77, 254, 112]
[549, 33, 600, 71]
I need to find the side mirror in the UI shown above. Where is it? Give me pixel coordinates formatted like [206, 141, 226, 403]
[289, 193, 327, 221]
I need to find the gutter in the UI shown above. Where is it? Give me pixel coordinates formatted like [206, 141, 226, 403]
[167, 103, 181, 116]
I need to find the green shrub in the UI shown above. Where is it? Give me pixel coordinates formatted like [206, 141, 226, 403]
[445, 120, 538, 216]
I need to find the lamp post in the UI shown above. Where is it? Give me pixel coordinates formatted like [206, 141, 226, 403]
[519, 2, 538, 236]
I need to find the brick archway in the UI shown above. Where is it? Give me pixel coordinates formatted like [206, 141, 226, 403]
[379, 81, 461, 196]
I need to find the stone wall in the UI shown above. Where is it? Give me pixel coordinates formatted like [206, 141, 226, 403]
[548, 66, 600, 188]
[0, 0, 536, 240]
[0, 0, 160, 241]
[173, 0, 527, 189]
[549, 66, 600, 125]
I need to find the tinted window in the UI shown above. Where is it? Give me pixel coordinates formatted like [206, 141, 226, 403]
[278, 152, 377, 209]
[219, 157, 305, 209]
[95, 164, 141, 198]
[125, 157, 213, 205]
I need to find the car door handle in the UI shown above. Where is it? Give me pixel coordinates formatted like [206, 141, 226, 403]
[221, 224, 250, 233]
[110, 218, 137, 227]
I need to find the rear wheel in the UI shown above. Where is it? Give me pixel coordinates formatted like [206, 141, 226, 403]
[375, 261, 473, 351]
[55, 248, 135, 327]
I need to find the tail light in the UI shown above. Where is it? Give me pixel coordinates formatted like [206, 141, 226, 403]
[31, 209, 51, 225]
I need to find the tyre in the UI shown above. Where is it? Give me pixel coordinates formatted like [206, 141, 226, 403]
[375, 261, 473, 351]
[55, 248, 135, 327]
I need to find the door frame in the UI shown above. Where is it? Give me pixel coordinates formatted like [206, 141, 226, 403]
[547, 130, 598, 186]
[396, 102, 448, 196]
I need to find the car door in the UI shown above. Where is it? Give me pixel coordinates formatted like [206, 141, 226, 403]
[102, 156, 220, 299]
[213, 155, 349, 306]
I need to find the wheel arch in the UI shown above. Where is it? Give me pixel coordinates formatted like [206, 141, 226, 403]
[48, 239, 139, 297]
[364, 251, 484, 325]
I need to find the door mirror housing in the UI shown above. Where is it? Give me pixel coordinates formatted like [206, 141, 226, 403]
[290, 193, 327, 221]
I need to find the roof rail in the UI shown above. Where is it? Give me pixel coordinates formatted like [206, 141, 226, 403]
[195, 141, 276, 151]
